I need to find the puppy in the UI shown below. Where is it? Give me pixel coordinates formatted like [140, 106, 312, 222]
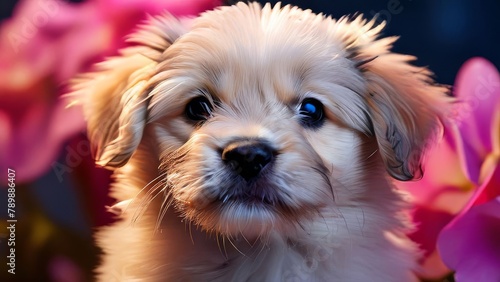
[72, 2, 450, 281]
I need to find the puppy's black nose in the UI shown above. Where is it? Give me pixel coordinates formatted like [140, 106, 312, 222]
[222, 140, 274, 181]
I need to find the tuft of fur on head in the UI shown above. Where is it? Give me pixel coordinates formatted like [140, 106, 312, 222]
[71, 2, 452, 281]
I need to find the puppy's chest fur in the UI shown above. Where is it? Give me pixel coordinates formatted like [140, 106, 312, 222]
[95, 146, 419, 282]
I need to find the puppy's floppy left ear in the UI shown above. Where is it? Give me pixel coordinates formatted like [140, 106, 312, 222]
[73, 51, 155, 168]
[69, 14, 190, 168]
[344, 18, 451, 180]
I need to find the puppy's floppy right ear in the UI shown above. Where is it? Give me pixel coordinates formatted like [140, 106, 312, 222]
[70, 14, 190, 168]
[339, 17, 452, 180]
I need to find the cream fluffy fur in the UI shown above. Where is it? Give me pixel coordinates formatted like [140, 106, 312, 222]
[72, 2, 451, 281]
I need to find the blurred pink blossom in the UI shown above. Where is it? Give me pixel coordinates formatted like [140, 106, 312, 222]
[0, 0, 221, 183]
[49, 255, 85, 282]
[397, 57, 500, 279]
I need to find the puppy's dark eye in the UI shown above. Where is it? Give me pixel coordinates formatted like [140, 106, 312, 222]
[299, 98, 325, 128]
[185, 96, 213, 121]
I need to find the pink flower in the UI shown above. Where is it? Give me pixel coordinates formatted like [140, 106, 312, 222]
[437, 58, 500, 281]
[397, 57, 500, 279]
[0, 0, 221, 183]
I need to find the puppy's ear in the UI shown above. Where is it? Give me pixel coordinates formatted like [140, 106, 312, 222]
[70, 15, 190, 168]
[344, 18, 451, 180]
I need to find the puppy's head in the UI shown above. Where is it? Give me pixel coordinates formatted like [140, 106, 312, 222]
[74, 3, 449, 238]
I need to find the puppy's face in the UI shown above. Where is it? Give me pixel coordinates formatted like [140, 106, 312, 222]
[75, 3, 449, 239]
[148, 12, 372, 237]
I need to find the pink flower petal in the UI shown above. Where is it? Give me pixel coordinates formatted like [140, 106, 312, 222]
[438, 163, 500, 281]
[408, 207, 453, 260]
[453, 57, 500, 184]
[96, 0, 220, 16]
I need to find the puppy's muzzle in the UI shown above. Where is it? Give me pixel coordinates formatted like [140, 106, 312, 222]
[221, 139, 275, 181]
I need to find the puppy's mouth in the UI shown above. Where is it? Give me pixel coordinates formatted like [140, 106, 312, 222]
[218, 193, 276, 206]
[214, 179, 289, 209]
[176, 169, 304, 237]
[201, 179, 298, 238]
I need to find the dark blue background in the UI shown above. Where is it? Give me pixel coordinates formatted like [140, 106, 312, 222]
[242, 0, 500, 85]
